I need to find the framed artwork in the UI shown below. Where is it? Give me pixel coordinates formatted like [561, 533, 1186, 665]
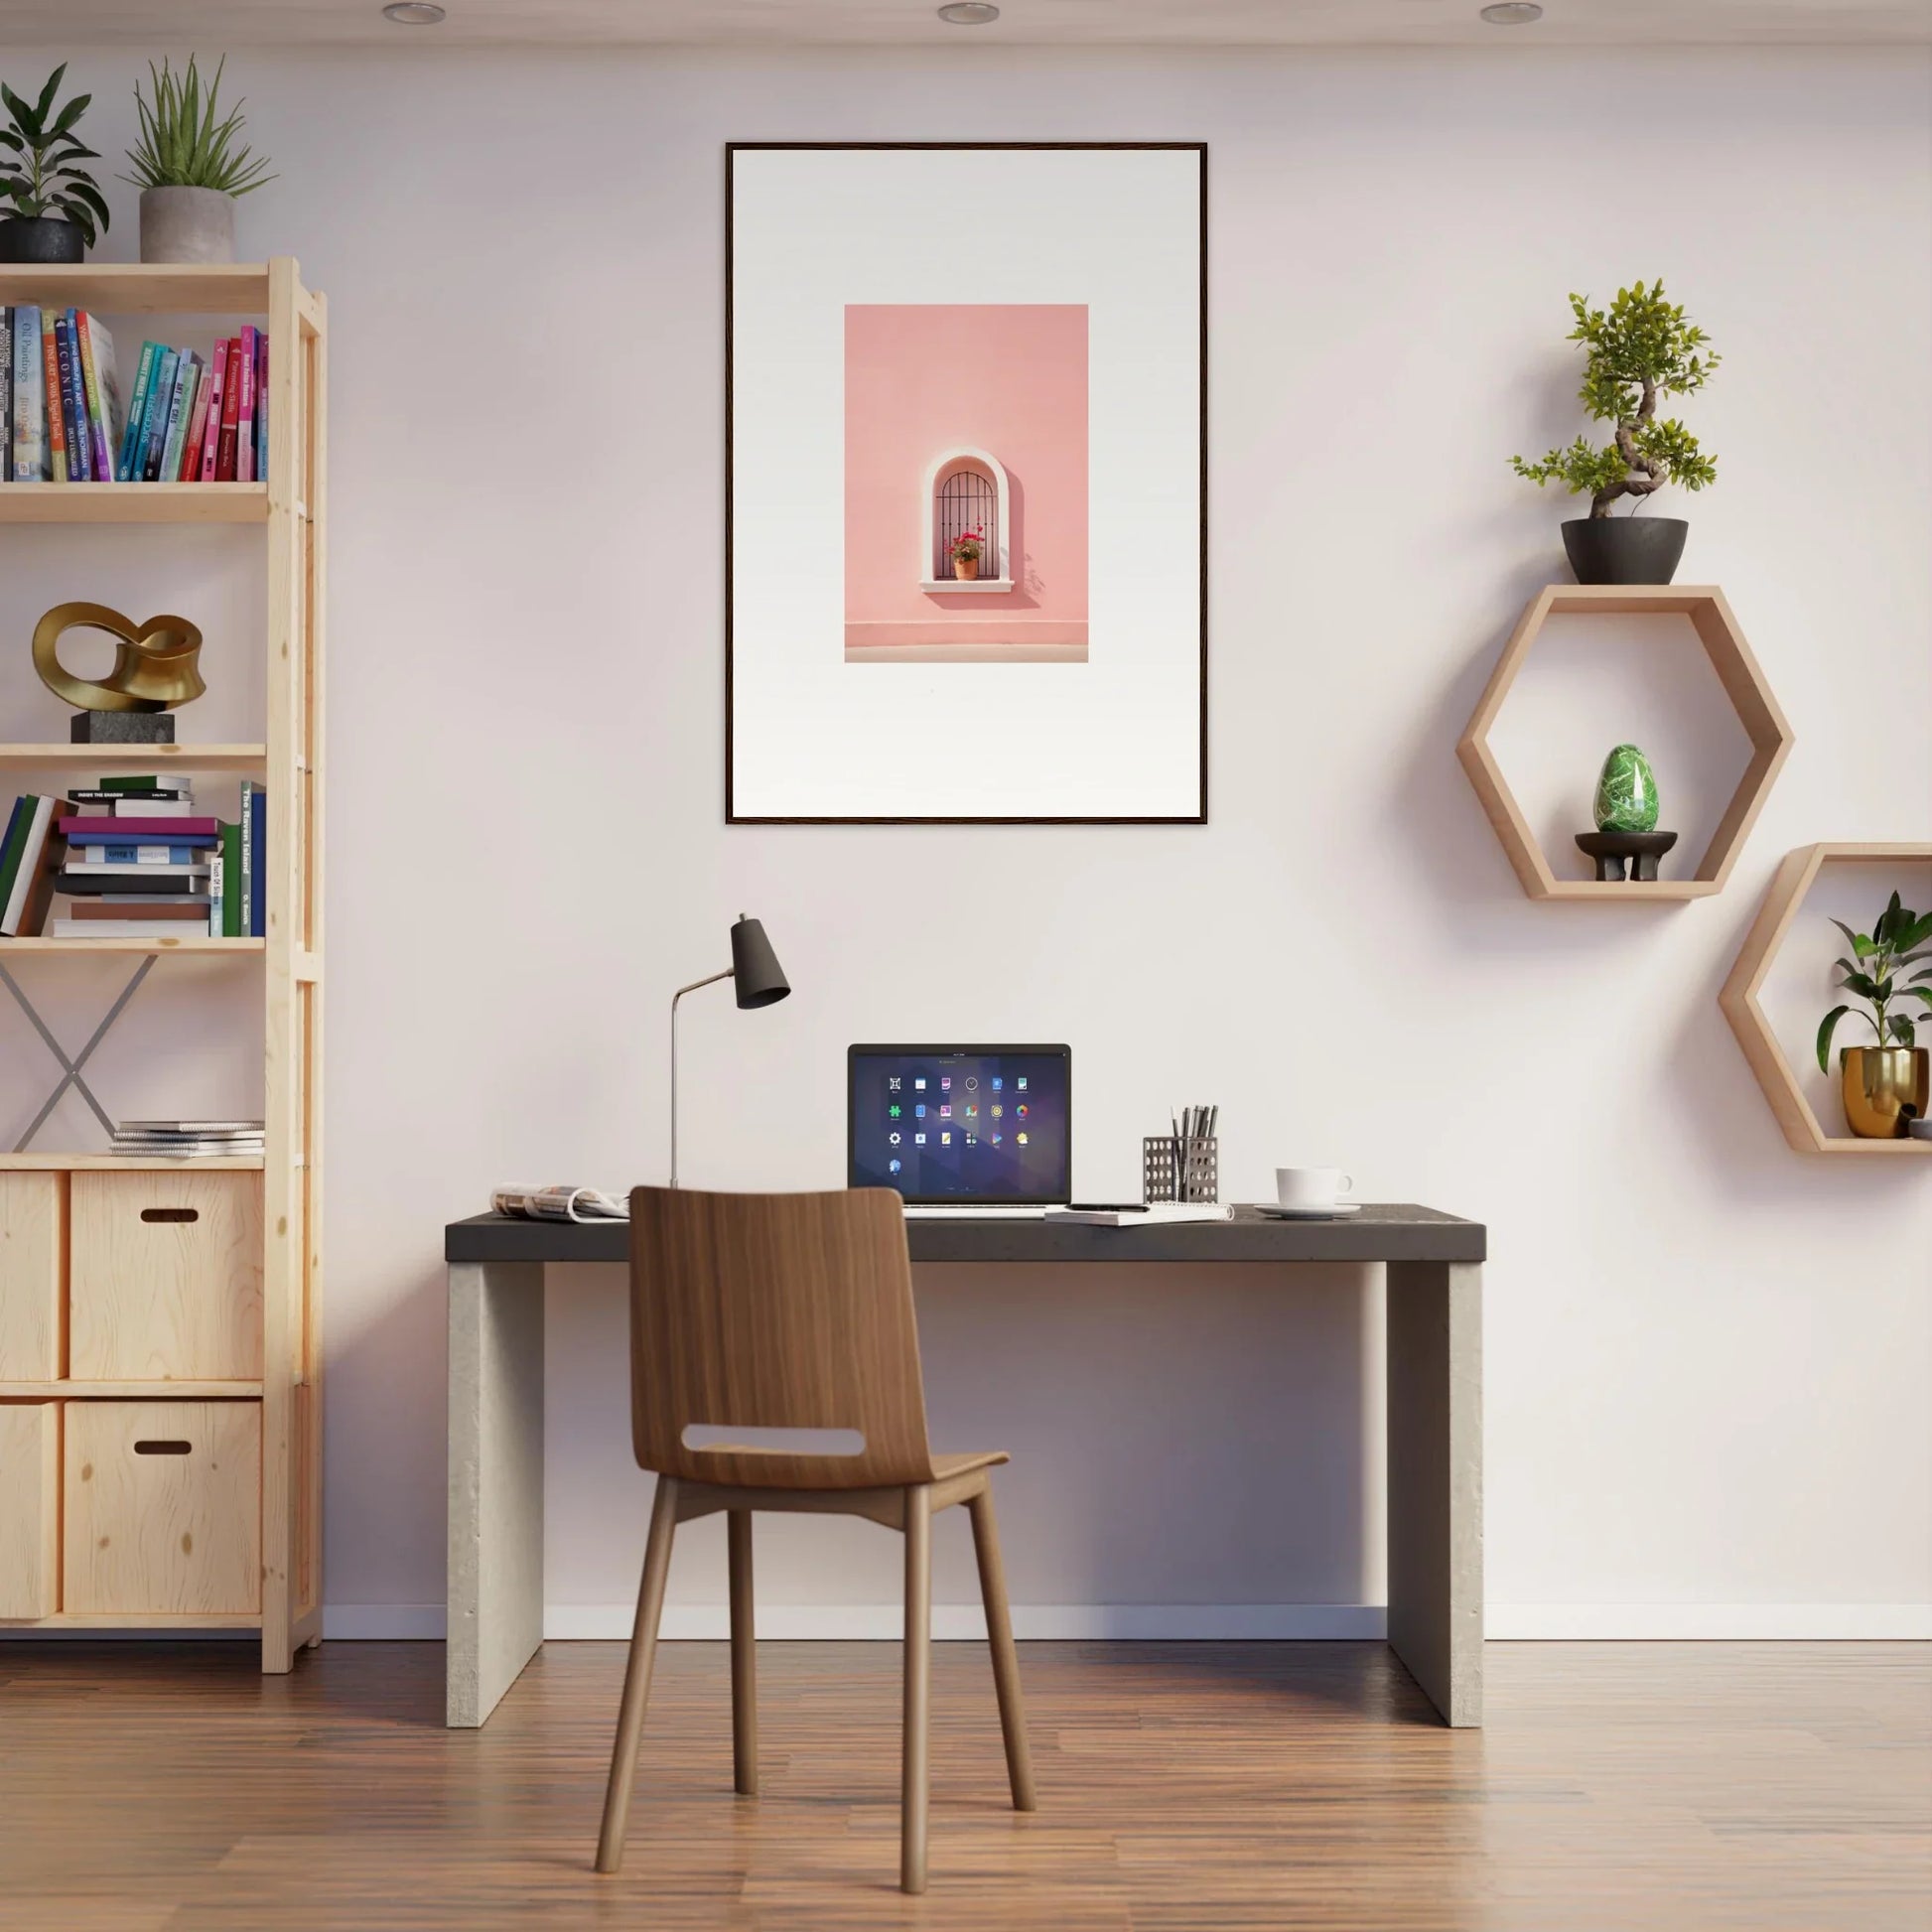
[726, 142, 1207, 824]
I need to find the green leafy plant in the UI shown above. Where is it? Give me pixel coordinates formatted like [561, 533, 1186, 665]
[123, 57, 274, 198]
[0, 65, 110, 245]
[948, 525, 985, 565]
[1816, 893, 1932, 1071]
[1512, 281, 1719, 518]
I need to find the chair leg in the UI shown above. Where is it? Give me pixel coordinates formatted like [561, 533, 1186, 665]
[901, 1483, 933, 1896]
[728, 1508, 758, 1796]
[967, 1484, 1037, 1812]
[595, 1475, 680, 1874]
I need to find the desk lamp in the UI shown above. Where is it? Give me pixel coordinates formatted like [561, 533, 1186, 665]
[668, 914, 790, 1186]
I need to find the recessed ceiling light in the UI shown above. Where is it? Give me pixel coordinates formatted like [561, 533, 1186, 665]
[1479, 1, 1543, 20]
[382, 1, 447, 21]
[938, 2, 1001, 23]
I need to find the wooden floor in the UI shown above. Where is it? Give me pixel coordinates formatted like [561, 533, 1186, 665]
[0, 1640, 1925, 1930]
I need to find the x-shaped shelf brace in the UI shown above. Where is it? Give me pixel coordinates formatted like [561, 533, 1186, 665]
[0, 955, 157, 1152]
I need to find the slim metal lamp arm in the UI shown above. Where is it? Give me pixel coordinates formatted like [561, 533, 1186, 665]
[668, 968, 735, 1188]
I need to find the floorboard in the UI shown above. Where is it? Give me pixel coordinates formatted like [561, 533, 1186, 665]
[0, 1640, 1925, 1930]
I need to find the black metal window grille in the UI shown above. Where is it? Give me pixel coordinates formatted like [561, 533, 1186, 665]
[935, 468, 998, 578]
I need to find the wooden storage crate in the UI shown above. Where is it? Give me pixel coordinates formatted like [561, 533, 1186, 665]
[0, 1401, 61, 1618]
[69, 1172, 263, 1382]
[64, 1401, 261, 1615]
[0, 1172, 64, 1381]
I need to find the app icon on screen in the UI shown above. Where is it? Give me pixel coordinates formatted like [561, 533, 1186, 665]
[889, 1132, 901, 1145]
[991, 1076, 1003, 1091]
[1017, 1133, 1029, 1145]
[1016, 1104, 1028, 1119]
[1017, 1076, 1028, 1091]
[889, 1158, 902, 1173]
[964, 1105, 977, 1119]
[991, 1132, 1003, 1146]
[914, 1077, 926, 1090]
[965, 1076, 978, 1091]
[965, 1134, 977, 1146]
[914, 1104, 926, 1119]
[889, 1076, 901, 1092]
[940, 1076, 951, 1091]
[939, 1105, 951, 1118]
[914, 1134, 926, 1145]
[940, 1132, 951, 1146]
[990, 1104, 1003, 1120]
[890, 1104, 901, 1118]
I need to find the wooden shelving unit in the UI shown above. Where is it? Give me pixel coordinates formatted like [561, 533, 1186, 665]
[0, 260, 326, 1666]
[1456, 585, 1795, 901]
[1720, 843, 1932, 1159]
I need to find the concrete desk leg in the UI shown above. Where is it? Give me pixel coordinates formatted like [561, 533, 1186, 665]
[447, 1260, 546, 1727]
[1386, 1260, 1483, 1726]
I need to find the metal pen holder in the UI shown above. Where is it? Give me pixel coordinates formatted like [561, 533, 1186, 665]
[1143, 1135, 1219, 1205]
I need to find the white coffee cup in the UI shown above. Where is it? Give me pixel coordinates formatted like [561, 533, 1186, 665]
[1276, 1167, 1353, 1211]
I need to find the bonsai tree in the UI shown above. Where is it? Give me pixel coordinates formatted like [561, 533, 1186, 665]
[123, 57, 275, 200]
[0, 65, 110, 246]
[1817, 892, 1932, 1071]
[1512, 281, 1718, 518]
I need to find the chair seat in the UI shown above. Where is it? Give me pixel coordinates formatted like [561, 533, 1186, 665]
[931, 1450, 1008, 1481]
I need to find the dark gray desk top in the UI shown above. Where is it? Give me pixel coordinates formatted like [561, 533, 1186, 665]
[445, 1203, 1483, 1267]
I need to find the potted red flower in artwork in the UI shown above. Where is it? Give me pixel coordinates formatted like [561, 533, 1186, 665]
[949, 527, 985, 581]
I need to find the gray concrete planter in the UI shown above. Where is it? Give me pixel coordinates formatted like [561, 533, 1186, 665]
[139, 186, 236, 264]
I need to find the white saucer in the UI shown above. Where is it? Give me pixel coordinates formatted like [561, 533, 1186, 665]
[1251, 1201, 1361, 1219]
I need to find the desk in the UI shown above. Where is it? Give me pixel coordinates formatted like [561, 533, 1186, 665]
[444, 1204, 1484, 1729]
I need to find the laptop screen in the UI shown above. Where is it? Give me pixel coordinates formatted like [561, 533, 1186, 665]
[848, 1044, 1071, 1204]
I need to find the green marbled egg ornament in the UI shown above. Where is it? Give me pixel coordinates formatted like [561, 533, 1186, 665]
[1593, 743, 1660, 833]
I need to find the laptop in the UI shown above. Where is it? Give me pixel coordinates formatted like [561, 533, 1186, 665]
[848, 1043, 1071, 1217]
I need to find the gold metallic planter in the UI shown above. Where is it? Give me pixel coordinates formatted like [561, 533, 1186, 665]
[1840, 1045, 1930, 1139]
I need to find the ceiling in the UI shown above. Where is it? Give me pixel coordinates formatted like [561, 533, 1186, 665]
[9, 0, 1931, 46]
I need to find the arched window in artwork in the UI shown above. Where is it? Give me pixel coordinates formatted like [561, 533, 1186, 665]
[919, 447, 1013, 591]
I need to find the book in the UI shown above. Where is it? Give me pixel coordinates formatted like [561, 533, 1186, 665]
[40, 312, 67, 483]
[63, 858, 209, 874]
[56, 868, 209, 897]
[98, 773, 184, 794]
[75, 312, 119, 483]
[198, 339, 228, 481]
[55, 312, 89, 482]
[75, 844, 205, 864]
[50, 917, 210, 939]
[0, 307, 11, 476]
[179, 357, 212, 481]
[247, 782, 266, 938]
[235, 326, 258, 484]
[67, 897, 211, 920]
[158, 352, 200, 485]
[1, 795, 60, 935]
[75, 796, 198, 819]
[59, 815, 219, 840]
[68, 789, 192, 804]
[215, 338, 242, 481]
[118, 340, 159, 481]
[1042, 1204, 1234, 1227]
[11, 307, 45, 481]
[0, 796, 31, 909]
[136, 346, 178, 483]
[219, 820, 241, 937]
[254, 332, 267, 479]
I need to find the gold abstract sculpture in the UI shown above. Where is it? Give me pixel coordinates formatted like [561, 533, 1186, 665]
[33, 602, 206, 714]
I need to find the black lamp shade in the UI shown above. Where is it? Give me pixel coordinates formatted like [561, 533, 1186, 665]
[730, 915, 790, 1009]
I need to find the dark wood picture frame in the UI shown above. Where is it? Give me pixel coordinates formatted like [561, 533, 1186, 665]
[725, 141, 1208, 826]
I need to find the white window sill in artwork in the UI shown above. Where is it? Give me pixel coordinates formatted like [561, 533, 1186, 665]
[919, 578, 1016, 595]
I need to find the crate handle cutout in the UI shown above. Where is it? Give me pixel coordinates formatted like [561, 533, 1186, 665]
[133, 1440, 193, 1455]
[681, 1424, 865, 1457]
[140, 1207, 200, 1224]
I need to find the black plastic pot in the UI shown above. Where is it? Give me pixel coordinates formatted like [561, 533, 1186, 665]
[0, 215, 86, 264]
[1561, 516, 1688, 586]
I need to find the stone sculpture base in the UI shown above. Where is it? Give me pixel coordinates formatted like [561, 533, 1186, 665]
[70, 711, 175, 744]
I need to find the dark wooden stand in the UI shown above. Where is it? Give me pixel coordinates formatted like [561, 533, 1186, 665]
[1575, 830, 1678, 882]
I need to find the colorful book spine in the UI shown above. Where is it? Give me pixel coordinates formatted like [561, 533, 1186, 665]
[40, 312, 67, 484]
[118, 341, 159, 481]
[215, 339, 242, 481]
[12, 307, 45, 481]
[0, 796, 30, 908]
[220, 821, 242, 937]
[138, 347, 179, 483]
[60, 815, 219, 840]
[159, 353, 200, 485]
[0, 307, 11, 476]
[248, 783, 266, 938]
[0, 795, 59, 936]
[254, 332, 268, 480]
[239, 779, 256, 937]
[207, 847, 224, 936]
[56, 313, 89, 482]
[83, 843, 204, 865]
[76, 313, 120, 483]
[179, 359, 212, 481]
[235, 326, 258, 485]
[197, 340, 228, 481]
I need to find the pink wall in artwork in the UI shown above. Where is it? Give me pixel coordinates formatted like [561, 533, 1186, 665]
[845, 304, 1088, 652]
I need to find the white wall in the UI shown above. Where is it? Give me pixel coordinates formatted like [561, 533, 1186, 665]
[6, 44, 1929, 1640]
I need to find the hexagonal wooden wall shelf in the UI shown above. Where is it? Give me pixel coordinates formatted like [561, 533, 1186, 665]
[1456, 585, 1795, 900]
[1720, 842, 1932, 1159]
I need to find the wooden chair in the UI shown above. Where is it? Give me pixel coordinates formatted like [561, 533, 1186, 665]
[595, 1185, 1037, 1894]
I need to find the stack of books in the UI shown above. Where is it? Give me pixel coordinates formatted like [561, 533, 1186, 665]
[111, 1119, 265, 1160]
[2, 308, 267, 484]
[0, 775, 268, 939]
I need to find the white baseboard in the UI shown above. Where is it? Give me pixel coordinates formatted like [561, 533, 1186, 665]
[312, 1601, 1932, 1643]
[1487, 1603, 1932, 1640]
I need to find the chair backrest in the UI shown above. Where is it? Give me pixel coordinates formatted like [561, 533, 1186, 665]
[626, 1185, 938, 1490]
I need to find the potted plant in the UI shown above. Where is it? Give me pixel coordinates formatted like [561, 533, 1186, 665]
[123, 57, 273, 265]
[1511, 281, 1719, 586]
[1816, 892, 1932, 1138]
[949, 526, 985, 581]
[0, 66, 109, 264]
